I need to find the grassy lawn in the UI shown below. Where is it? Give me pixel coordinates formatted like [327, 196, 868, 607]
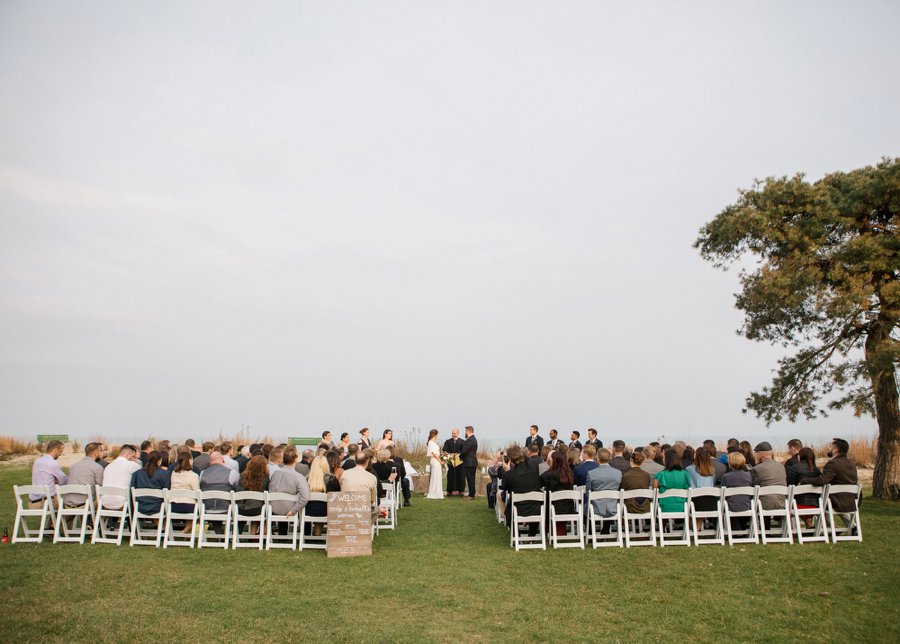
[0, 463, 898, 643]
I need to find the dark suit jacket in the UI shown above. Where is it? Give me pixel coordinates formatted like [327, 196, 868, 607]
[502, 460, 542, 516]
[585, 438, 603, 449]
[807, 456, 859, 512]
[461, 435, 478, 468]
[569, 440, 582, 450]
[609, 456, 630, 474]
[525, 435, 544, 451]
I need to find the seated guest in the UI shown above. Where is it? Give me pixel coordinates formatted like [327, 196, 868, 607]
[540, 450, 575, 536]
[501, 444, 542, 534]
[199, 451, 239, 515]
[685, 446, 718, 533]
[66, 442, 104, 507]
[101, 444, 141, 510]
[526, 443, 541, 467]
[718, 438, 740, 465]
[639, 445, 664, 477]
[574, 444, 599, 486]
[131, 451, 171, 515]
[220, 442, 239, 473]
[739, 440, 756, 467]
[267, 447, 284, 477]
[787, 447, 822, 505]
[236, 455, 270, 518]
[170, 453, 201, 532]
[681, 445, 695, 470]
[804, 438, 859, 521]
[269, 449, 311, 519]
[566, 447, 581, 475]
[538, 445, 553, 475]
[751, 442, 787, 511]
[620, 451, 652, 514]
[306, 455, 341, 535]
[387, 445, 411, 507]
[654, 449, 691, 514]
[326, 450, 344, 483]
[139, 440, 153, 466]
[783, 438, 803, 471]
[295, 449, 313, 477]
[31, 440, 68, 511]
[721, 452, 752, 530]
[340, 451, 379, 513]
[236, 445, 251, 473]
[193, 442, 214, 471]
[95, 443, 111, 469]
[609, 440, 630, 474]
[371, 449, 399, 499]
[585, 448, 622, 531]
[342, 444, 359, 470]
[185, 438, 201, 459]
[486, 451, 504, 510]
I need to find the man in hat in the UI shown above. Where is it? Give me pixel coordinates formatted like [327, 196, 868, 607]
[750, 441, 787, 510]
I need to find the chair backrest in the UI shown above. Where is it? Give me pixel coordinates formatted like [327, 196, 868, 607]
[512, 491, 545, 504]
[132, 488, 166, 501]
[826, 484, 861, 497]
[14, 485, 50, 507]
[200, 490, 233, 502]
[588, 489, 621, 501]
[95, 486, 129, 508]
[233, 490, 266, 500]
[723, 486, 756, 498]
[689, 487, 722, 501]
[621, 488, 655, 500]
[758, 484, 790, 495]
[549, 489, 581, 502]
[56, 484, 93, 502]
[308, 492, 327, 503]
[266, 492, 299, 510]
[166, 489, 200, 504]
[791, 484, 824, 498]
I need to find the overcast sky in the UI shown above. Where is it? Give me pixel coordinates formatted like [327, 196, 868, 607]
[1, 1, 898, 448]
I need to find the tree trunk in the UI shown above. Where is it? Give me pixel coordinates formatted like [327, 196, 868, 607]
[866, 322, 900, 500]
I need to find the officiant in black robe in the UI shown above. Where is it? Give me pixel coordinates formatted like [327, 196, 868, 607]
[443, 429, 465, 496]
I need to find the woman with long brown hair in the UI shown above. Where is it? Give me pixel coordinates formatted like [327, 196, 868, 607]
[739, 441, 756, 467]
[540, 449, 575, 535]
[686, 446, 718, 533]
[236, 455, 269, 531]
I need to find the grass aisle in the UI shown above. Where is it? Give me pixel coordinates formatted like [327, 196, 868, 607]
[0, 464, 898, 643]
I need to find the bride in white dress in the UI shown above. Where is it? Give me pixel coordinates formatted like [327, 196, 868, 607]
[425, 429, 444, 499]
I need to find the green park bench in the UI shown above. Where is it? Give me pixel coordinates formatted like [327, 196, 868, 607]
[36, 434, 69, 443]
[288, 437, 320, 446]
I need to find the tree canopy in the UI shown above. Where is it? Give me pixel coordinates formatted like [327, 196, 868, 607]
[695, 158, 899, 499]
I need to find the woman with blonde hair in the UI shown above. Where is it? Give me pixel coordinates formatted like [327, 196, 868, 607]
[306, 454, 340, 536]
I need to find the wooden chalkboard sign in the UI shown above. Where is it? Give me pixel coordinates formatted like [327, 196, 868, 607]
[326, 491, 372, 558]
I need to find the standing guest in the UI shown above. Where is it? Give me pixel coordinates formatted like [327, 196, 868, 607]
[66, 442, 104, 507]
[30, 440, 67, 509]
[95, 443, 110, 469]
[358, 428, 372, 450]
[387, 445, 411, 507]
[443, 429, 465, 496]
[525, 425, 544, 452]
[569, 431, 582, 450]
[220, 443, 239, 473]
[739, 441, 756, 467]
[538, 446, 553, 476]
[751, 441, 787, 511]
[199, 452, 239, 515]
[585, 448, 622, 530]
[721, 452, 753, 530]
[547, 429, 564, 449]
[269, 449, 311, 522]
[376, 429, 394, 450]
[784, 439, 803, 471]
[130, 451, 171, 515]
[321, 431, 334, 448]
[101, 445, 141, 510]
[341, 451, 379, 512]
[236, 455, 269, 531]
[540, 450, 575, 536]
[306, 455, 341, 535]
[139, 440, 153, 466]
[338, 433, 351, 453]
[461, 426, 478, 500]
[685, 447, 718, 533]
[640, 446, 664, 477]
[620, 451, 652, 514]
[609, 440, 630, 474]
[295, 449, 313, 477]
[804, 438, 859, 518]
[654, 449, 691, 515]
[267, 447, 284, 477]
[193, 442, 214, 471]
[585, 428, 603, 450]
[501, 444, 542, 534]
[574, 445, 599, 486]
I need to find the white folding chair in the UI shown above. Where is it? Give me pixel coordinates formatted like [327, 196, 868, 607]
[688, 487, 724, 546]
[723, 486, 759, 545]
[548, 489, 584, 549]
[92, 486, 131, 545]
[265, 492, 300, 550]
[622, 488, 657, 547]
[54, 484, 95, 544]
[129, 488, 166, 547]
[587, 489, 623, 548]
[495, 480, 506, 524]
[757, 485, 792, 544]
[163, 489, 199, 548]
[198, 490, 233, 549]
[825, 484, 863, 543]
[789, 484, 828, 544]
[232, 491, 266, 549]
[509, 491, 546, 551]
[299, 492, 328, 551]
[377, 482, 396, 532]
[12, 485, 52, 544]
[656, 489, 691, 546]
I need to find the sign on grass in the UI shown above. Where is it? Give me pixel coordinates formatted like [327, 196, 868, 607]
[326, 491, 372, 558]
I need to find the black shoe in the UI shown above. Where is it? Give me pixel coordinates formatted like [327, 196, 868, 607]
[403, 502, 411, 507]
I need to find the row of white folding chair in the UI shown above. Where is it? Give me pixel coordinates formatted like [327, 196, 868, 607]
[376, 482, 396, 533]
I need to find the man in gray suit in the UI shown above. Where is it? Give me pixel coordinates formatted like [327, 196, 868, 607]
[269, 449, 310, 517]
[586, 448, 622, 532]
[750, 441, 787, 510]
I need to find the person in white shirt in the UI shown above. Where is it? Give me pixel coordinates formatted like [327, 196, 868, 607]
[30, 440, 68, 508]
[101, 444, 142, 509]
[221, 442, 240, 473]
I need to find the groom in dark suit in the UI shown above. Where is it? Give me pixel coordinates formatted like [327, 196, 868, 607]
[461, 426, 479, 500]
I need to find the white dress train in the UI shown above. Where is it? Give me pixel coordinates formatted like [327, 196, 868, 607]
[426, 440, 444, 499]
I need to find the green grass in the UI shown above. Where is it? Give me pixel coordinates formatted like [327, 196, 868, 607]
[0, 463, 898, 643]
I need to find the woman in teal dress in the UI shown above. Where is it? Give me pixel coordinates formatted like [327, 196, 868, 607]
[655, 449, 691, 512]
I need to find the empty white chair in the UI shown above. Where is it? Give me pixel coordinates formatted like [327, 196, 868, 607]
[299, 492, 328, 551]
[587, 489, 623, 548]
[12, 485, 52, 544]
[688, 487, 725, 546]
[789, 484, 828, 544]
[53, 484, 95, 544]
[197, 490, 233, 549]
[656, 489, 691, 546]
[266, 492, 300, 550]
[548, 489, 584, 549]
[129, 488, 166, 547]
[757, 485, 793, 544]
[232, 491, 266, 549]
[825, 483, 863, 543]
[622, 488, 657, 547]
[723, 486, 759, 545]
[377, 482, 396, 532]
[92, 486, 131, 545]
[509, 491, 546, 551]
[163, 489, 199, 548]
